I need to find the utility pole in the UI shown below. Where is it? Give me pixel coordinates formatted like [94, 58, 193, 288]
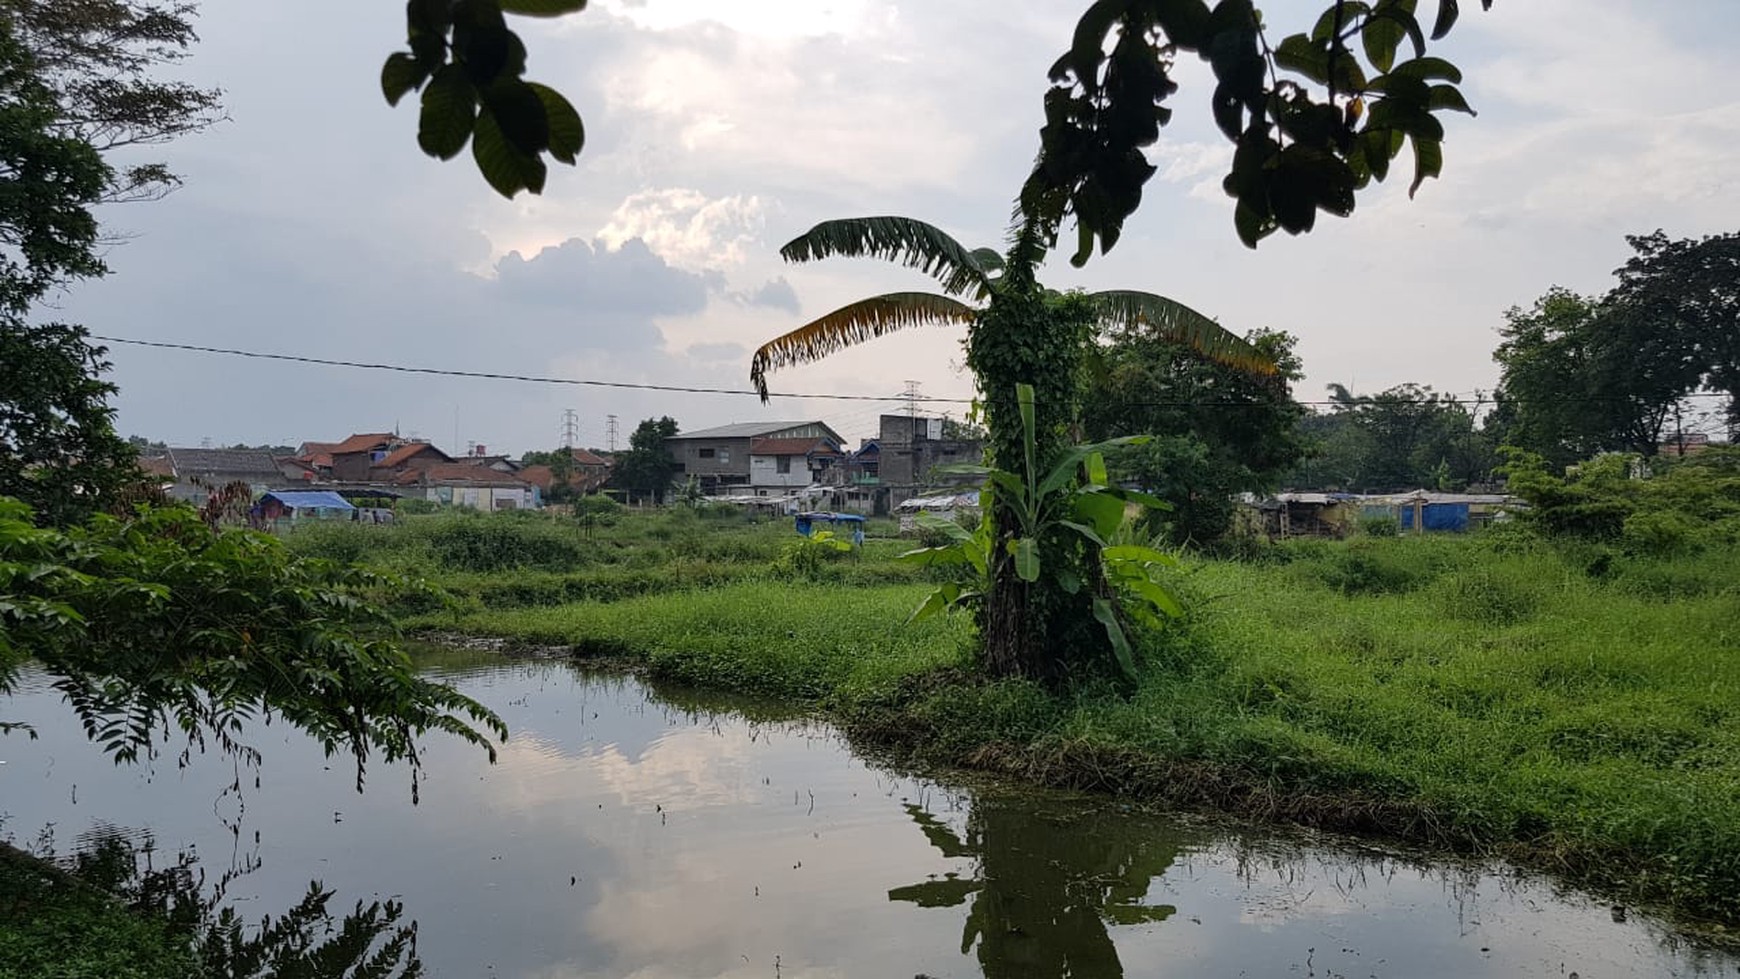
[606, 414, 620, 453]
[561, 408, 579, 450]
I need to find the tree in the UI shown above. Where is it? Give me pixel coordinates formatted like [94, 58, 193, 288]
[385, 0, 1494, 234]
[609, 416, 678, 503]
[1495, 284, 1701, 464]
[2, 0, 225, 204]
[0, 17, 144, 522]
[520, 447, 578, 501]
[1081, 327, 1305, 544]
[1609, 230, 1740, 430]
[0, 499, 504, 792]
[1285, 382, 1495, 491]
[750, 217, 1271, 680]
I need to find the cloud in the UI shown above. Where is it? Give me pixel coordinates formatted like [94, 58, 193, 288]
[686, 342, 749, 363]
[736, 277, 800, 314]
[595, 188, 772, 270]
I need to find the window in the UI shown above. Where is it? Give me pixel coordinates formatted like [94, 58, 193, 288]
[698, 447, 715, 459]
[719, 448, 730, 464]
[777, 456, 791, 474]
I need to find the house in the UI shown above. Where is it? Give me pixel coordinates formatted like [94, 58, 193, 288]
[665, 421, 844, 495]
[748, 437, 842, 493]
[394, 463, 540, 510]
[161, 447, 284, 502]
[875, 414, 985, 510]
[521, 447, 613, 496]
[367, 440, 453, 481]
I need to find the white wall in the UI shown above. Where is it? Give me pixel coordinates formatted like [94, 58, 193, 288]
[749, 455, 813, 488]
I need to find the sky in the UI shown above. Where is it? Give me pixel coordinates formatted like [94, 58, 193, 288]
[56, 1, 1740, 456]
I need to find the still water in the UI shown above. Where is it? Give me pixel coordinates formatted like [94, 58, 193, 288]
[2, 650, 1735, 978]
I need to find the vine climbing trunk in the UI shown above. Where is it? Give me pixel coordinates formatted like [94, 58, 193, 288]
[966, 265, 1098, 682]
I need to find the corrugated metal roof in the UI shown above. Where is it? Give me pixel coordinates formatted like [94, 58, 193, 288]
[667, 421, 822, 440]
[166, 447, 281, 477]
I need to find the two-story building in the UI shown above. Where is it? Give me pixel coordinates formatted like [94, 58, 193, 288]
[875, 414, 985, 510]
[666, 421, 845, 496]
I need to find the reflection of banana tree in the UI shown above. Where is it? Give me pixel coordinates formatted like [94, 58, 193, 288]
[889, 797, 1185, 979]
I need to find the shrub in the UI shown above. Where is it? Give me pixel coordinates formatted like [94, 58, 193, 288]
[1621, 509, 1698, 557]
[1359, 515, 1400, 537]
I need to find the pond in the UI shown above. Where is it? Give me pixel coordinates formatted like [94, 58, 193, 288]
[2, 650, 1735, 978]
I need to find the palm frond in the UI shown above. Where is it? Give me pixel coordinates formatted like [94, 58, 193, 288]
[780, 217, 993, 300]
[1089, 290, 1276, 375]
[750, 292, 976, 400]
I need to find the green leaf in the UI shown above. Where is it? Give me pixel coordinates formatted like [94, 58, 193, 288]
[498, 0, 588, 14]
[417, 65, 477, 160]
[1111, 488, 1172, 512]
[527, 82, 584, 163]
[1058, 519, 1109, 547]
[1408, 135, 1442, 198]
[1427, 83, 1476, 115]
[1017, 383, 1038, 494]
[1057, 570, 1083, 594]
[1388, 56, 1463, 83]
[1429, 0, 1459, 40]
[1084, 451, 1109, 487]
[481, 79, 550, 156]
[1125, 577, 1184, 619]
[1091, 596, 1136, 678]
[471, 104, 546, 197]
[1011, 537, 1040, 582]
[914, 511, 974, 542]
[908, 588, 949, 623]
[1103, 544, 1177, 567]
[1071, 492, 1125, 540]
[381, 52, 429, 106]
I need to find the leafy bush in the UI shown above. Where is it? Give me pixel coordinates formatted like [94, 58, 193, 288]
[773, 530, 852, 579]
[1622, 509, 1698, 557]
[394, 497, 438, 515]
[425, 515, 588, 572]
[1360, 515, 1400, 537]
[572, 494, 623, 526]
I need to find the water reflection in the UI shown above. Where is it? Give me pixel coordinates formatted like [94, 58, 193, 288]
[891, 797, 1185, 978]
[7, 826, 421, 978]
[2, 655, 1736, 978]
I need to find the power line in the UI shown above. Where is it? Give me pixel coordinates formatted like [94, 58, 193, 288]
[91, 334, 1736, 409]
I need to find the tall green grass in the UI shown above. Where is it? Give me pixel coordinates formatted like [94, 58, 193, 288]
[424, 524, 1740, 927]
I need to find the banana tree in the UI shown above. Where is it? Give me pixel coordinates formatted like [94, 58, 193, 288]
[750, 216, 1274, 680]
[902, 384, 1184, 678]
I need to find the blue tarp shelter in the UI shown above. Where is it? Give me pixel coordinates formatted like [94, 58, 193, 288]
[261, 490, 355, 513]
[795, 511, 866, 545]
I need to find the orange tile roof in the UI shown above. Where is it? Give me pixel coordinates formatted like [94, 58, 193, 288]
[750, 437, 839, 457]
[375, 441, 450, 469]
[328, 432, 397, 455]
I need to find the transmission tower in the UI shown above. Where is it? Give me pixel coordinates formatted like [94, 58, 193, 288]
[903, 380, 921, 421]
[560, 408, 579, 450]
[606, 414, 620, 453]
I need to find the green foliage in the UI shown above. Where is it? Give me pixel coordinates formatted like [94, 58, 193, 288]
[1, 830, 422, 979]
[0, 498, 505, 791]
[773, 528, 853, 579]
[1084, 328, 1306, 545]
[571, 492, 623, 525]
[430, 526, 1740, 924]
[1360, 514, 1400, 537]
[1287, 382, 1497, 491]
[609, 416, 678, 503]
[394, 497, 439, 515]
[382, 0, 585, 197]
[4, 0, 225, 205]
[0, 321, 143, 525]
[901, 384, 1184, 678]
[1028, 1, 1492, 257]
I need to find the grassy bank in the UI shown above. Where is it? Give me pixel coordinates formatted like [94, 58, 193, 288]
[369, 509, 1740, 933]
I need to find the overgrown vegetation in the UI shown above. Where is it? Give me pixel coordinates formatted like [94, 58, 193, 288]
[345, 494, 1740, 932]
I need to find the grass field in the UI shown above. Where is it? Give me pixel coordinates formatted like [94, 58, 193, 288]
[292, 508, 1740, 932]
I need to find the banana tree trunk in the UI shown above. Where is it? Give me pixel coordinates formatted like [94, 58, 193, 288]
[967, 279, 1097, 681]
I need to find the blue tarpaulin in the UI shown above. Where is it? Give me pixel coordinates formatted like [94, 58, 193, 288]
[262, 490, 354, 511]
[1398, 502, 1470, 532]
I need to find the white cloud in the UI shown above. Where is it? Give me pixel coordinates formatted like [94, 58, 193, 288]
[597, 188, 771, 271]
